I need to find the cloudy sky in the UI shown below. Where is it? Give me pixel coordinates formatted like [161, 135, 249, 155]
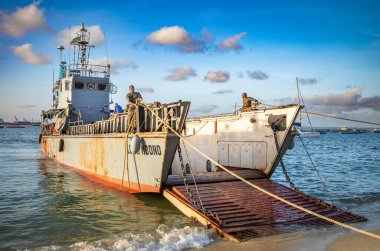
[0, 1, 379, 126]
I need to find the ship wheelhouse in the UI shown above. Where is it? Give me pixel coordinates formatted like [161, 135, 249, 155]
[45, 23, 116, 132]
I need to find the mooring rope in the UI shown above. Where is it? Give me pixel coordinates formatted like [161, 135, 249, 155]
[120, 112, 135, 191]
[259, 103, 380, 126]
[297, 135, 335, 205]
[140, 102, 380, 241]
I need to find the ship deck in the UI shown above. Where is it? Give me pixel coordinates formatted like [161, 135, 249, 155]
[163, 178, 367, 242]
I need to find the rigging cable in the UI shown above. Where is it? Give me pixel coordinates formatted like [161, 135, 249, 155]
[103, 20, 110, 65]
[297, 135, 335, 206]
[259, 103, 380, 126]
[296, 80, 334, 204]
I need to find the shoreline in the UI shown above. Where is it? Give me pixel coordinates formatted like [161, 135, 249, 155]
[196, 229, 380, 251]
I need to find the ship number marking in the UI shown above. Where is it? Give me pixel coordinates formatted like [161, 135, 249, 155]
[128, 144, 162, 155]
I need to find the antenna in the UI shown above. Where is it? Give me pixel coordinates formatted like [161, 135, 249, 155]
[296, 77, 301, 124]
[52, 69, 55, 107]
[103, 20, 109, 65]
[68, 25, 71, 70]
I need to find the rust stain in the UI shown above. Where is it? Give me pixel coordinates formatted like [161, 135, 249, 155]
[79, 138, 106, 176]
[42, 138, 47, 154]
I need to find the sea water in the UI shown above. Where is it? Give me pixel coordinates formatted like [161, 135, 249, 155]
[0, 127, 379, 250]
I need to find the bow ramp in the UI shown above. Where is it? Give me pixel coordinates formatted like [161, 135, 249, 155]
[163, 171, 366, 242]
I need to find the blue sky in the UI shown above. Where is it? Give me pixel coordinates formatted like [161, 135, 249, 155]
[0, 0, 379, 126]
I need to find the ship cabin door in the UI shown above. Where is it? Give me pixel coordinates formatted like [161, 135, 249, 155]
[217, 141, 267, 170]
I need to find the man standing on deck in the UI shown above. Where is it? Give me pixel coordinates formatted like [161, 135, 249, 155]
[241, 92, 259, 111]
[126, 85, 142, 130]
[114, 103, 124, 114]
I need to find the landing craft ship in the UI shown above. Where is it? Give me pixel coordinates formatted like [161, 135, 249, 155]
[41, 23, 366, 242]
[40, 23, 190, 193]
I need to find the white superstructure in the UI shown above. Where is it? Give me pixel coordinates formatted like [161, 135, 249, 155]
[51, 23, 115, 126]
[171, 105, 301, 178]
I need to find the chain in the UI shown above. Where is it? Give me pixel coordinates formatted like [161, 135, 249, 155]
[271, 125, 301, 193]
[177, 144, 221, 224]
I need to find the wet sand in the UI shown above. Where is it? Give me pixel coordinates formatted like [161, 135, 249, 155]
[197, 229, 380, 251]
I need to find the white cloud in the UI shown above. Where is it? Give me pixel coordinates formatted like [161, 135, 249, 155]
[306, 87, 363, 107]
[212, 89, 234, 95]
[58, 25, 105, 47]
[146, 26, 208, 53]
[217, 32, 247, 51]
[204, 71, 230, 83]
[0, 2, 48, 38]
[10, 43, 51, 64]
[303, 87, 380, 114]
[166, 66, 197, 81]
[136, 87, 154, 93]
[246, 70, 269, 80]
[89, 57, 137, 74]
[147, 26, 192, 45]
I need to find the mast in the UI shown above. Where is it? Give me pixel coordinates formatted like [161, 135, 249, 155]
[296, 77, 301, 124]
[70, 23, 93, 73]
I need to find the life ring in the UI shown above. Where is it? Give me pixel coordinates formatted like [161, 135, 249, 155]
[87, 83, 95, 90]
[58, 139, 64, 152]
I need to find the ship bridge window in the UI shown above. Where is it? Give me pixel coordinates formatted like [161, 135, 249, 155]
[74, 82, 84, 89]
[65, 81, 70, 90]
[98, 83, 107, 91]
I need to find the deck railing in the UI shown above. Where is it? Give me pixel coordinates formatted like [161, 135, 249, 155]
[68, 101, 190, 135]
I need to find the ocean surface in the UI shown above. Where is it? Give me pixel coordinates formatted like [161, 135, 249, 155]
[0, 126, 379, 250]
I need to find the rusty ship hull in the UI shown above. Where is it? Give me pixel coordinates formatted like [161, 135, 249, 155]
[41, 133, 179, 193]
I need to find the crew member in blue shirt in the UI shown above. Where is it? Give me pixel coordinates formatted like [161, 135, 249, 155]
[114, 103, 123, 114]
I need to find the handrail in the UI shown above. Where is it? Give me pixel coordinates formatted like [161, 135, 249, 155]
[67, 101, 190, 135]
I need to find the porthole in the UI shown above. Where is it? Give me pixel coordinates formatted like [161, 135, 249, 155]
[75, 82, 84, 89]
[98, 83, 107, 90]
[87, 83, 95, 90]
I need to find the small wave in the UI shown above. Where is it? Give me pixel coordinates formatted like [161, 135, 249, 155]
[339, 192, 380, 206]
[37, 225, 215, 251]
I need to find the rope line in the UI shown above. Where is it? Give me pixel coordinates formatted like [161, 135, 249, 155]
[120, 112, 135, 191]
[297, 135, 335, 205]
[140, 102, 380, 241]
[259, 103, 380, 126]
[303, 111, 380, 126]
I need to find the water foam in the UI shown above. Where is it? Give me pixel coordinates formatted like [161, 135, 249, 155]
[38, 225, 215, 251]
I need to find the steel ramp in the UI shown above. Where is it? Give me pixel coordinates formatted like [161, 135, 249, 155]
[163, 178, 367, 242]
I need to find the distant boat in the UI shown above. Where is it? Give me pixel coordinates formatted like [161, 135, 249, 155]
[0, 116, 33, 127]
[372, 128, 379, 133]
[294, 122, 320, 138]
[338, 126, 362, 134]
[6, 125, 25, 128]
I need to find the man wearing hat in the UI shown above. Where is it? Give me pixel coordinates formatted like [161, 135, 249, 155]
[126, 85, 142, 131]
